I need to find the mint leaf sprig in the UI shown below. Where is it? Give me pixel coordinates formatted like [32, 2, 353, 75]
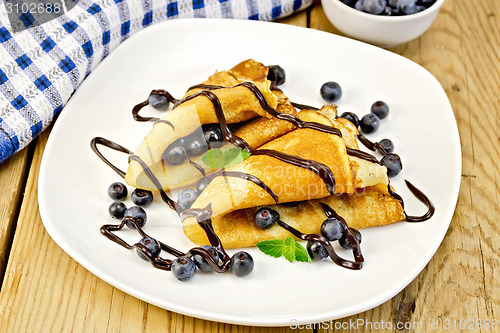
[256, 237, 311, 263]
[201, 147, 251, 169]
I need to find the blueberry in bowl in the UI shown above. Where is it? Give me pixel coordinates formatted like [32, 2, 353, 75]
[322, 0, 446, 47]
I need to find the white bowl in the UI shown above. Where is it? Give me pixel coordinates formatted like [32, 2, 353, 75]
[321, 0, 446, 47]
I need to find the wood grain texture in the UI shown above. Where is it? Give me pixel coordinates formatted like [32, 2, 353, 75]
[0, 146, 30, 283]
[1, 0, 499, 332]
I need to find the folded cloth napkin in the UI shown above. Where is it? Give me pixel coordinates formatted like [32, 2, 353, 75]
[0, 0, 312, 164]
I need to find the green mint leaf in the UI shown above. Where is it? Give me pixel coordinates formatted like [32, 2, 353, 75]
[282, 238, 296, 263]
[201, 149, 224, 169]
[256, 239, 285, 258]
[285, 236, 295, 247]
[294, 241, 312, 263]
[223, 148, 251, 168]
[256, 237, 311, 263]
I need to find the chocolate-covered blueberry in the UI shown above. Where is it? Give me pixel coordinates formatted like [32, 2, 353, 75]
[124, 206, 147, 229]
[136, 236, 161, 261]
[171, 257, 196, 281]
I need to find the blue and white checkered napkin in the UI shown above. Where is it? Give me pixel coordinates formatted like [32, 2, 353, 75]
[0, 0, 312, 164]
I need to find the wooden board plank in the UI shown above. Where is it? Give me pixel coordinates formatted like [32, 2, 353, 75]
[1, 1, 499, 331]
[276, 8, 308, 27]
[0, 147, 30, 282]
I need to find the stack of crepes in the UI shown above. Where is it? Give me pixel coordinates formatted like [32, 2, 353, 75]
[125, 59, 405, 249]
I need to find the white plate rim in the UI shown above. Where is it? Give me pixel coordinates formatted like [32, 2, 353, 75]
[38, 18, 462, 326]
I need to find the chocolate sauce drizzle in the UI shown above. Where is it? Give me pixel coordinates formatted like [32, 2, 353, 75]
[91, 137, 132, 178]
[101, 211, 233, 273]
[388, 180, 435, 222]
[351, 131, 433, 222]
[291, 102, 320, 111]
[357, 133, 389, 156]
[178, 148, 206, 176]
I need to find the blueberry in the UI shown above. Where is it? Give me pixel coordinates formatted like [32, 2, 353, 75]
[109, 201, 127, 219]
[267, 65, 286, 86]
[148, 93, 170, 110]
[418, 0, 435, 6]
[162, 139, 186, 165]
[192, 245, 220, 272]
[383, 6, 393, 15]
[171, 257, 197, 282]
[354, 0, 364, 11]
[108, 182, 128, 200]
[131, 189, 153, 207]
[136, 236, 161, 261]
[397, 0, 417, 14]
[416, 5, 426, 12]
[339, 228, 362, 249]
[321, 217, 345, 241]
[378, 138, 395, 154]
[184, 132, 207, 157]
[196, 177, 212, 194]
[362, 0, 386, 14]
[254, 207, 279, 229]
[177, 189, 199, 211]
[371, 101, 389, 119]
[360, 113, 381, 134]
[388, 0, 398, 6]
[320, 81, 342, 103]
[230, 251, 254, 277]
[202, 124, 224, 149]
[380, 154, 403, 177]
[124, 206, 147, 229]
[339, 112, 360, 128]
[307, 240, 329, 261]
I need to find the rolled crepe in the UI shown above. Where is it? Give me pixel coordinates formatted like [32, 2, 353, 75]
[183, 110, 392, 246]
[184, 184, 405, 248]
[125, 60, 296, 190]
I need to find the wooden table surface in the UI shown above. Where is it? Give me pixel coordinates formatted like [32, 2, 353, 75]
[1, 0, 499, 331]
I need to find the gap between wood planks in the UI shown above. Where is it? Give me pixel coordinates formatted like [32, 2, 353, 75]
[0, 137, 38, 288]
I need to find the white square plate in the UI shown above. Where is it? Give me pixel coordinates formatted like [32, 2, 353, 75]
[39, 19, 461, 326]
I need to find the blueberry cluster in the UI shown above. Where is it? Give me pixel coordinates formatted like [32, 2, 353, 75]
[321, 80, 403, 178]
[107, 182, 153, 220]
[308, 218, 362, 260]
[162, 124, 224, 165]
[340, 102, 402, 177]
[341, 0, 437, 16]
[106, 181, 254, 281]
